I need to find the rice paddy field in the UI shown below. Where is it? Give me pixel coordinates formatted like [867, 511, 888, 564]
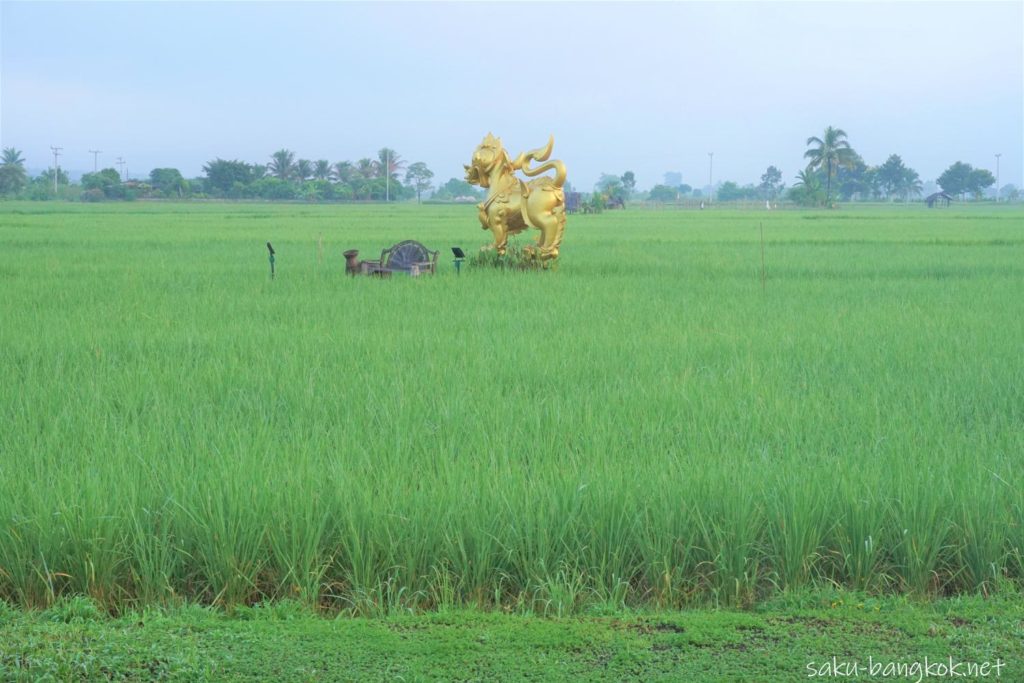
[1, 201, 1022, 614]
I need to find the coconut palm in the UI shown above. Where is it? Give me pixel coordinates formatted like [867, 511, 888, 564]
[0, 147, 28, 195]
[313, 160, 333, 181]
[804, 127, 855, 205]
[899, 169, 923, 202]
[791, 168, 824, 206]
[295, 159, 313, 182]
[268, 149, 295, 180]
[333, 161, 355, 185]
[356, 158, 379, 179]
[377, 148, 404, 181]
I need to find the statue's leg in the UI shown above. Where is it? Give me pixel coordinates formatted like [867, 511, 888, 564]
[528, 195, 564, 261]
[490, 205, 508, 255]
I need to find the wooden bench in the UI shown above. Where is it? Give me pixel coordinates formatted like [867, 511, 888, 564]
[360, 240, 439, 277]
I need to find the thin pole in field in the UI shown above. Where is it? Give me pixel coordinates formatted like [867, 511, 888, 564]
[88, 150, 101, 172]
[116, 157, 126, 181]
[708, 152, 714, 204]
[995, 153, 1001, 202]
[760, 222, 766, 292]
[386, 149, 390, 203]
[50, 146, 62, 193]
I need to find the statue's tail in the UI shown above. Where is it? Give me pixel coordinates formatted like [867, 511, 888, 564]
[512, 135, 566, 189]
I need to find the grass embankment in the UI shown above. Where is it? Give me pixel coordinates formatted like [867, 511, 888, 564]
[0, 202, 1022, 613]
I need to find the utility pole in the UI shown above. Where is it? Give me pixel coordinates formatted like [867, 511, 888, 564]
[708, 152, 714, 204]
[50, 146, 63, 194]
[115, 157, 126, 181]
[88, 150, 102, 172]
[995, 153, 1001, 202]
[385, 149, 390, 202]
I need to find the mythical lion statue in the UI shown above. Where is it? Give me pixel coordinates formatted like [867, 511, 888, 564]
[464, 133, 566, 261]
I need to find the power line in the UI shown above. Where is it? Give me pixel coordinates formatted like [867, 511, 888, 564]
[115, 157, 126, 181]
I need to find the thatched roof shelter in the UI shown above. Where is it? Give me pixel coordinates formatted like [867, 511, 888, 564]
[926, 191, 953, 208]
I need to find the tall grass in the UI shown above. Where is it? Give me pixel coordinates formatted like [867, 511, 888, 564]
[0, 202, 1021, 612]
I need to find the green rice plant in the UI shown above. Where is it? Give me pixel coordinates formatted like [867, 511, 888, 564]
[886, 478, 955, 595]
[763, 470, 831, 591]
[0, 202, 1021, 612]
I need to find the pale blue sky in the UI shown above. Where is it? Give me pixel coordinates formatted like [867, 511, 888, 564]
[2, 1, 1021, 189]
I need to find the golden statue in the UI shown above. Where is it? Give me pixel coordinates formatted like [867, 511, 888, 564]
[464, 134, 566, 261]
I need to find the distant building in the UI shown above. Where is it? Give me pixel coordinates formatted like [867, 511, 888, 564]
[925, 191, 952, 208]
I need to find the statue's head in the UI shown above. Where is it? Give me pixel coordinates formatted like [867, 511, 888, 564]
[464, 133, 507, 188]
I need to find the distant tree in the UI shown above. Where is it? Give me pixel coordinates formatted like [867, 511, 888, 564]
[967, 168, 995, 199]
[876, 154, 917, 199]
[595, 173, 626, 203]
[294, 159, 313, 182]
[1000, 184, 1020, 202]
[313, 160, 333, 181]
[404, 162, 434, 203]
[804, 126, 855, 205]
[717, 181, 742, 201]
[378, 148, 405, 181]
[251, 177, 297, 200]
[203, 158, 258, 194]
[835, 152, 875, 201]
[898, 168, 923, 202]
[937, 162, 993, 200]
[433, 177, 483, 200]
[0, 147, 29, 196]
[333, 161, 355, 185]
[790, 168, 824, 206]
[678, 183, 693, 195]
[647, 184, 679, 202]
[268, 149, 296, 181]
[356, 158, 379, 180]
[620, 171, 636, 198]
[717, 181, 758, 202]
[149, 168, 188, 197]
[39, 168, 70, 186]
[82, 168, 124, 199]
[759, 166, 783, 199]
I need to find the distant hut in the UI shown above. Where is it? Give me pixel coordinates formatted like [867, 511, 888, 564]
[926, 191, 953, 208]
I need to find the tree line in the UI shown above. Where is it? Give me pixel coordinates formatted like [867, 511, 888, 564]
[603, 127, 1013, 205]
[0, 147, 458, 203]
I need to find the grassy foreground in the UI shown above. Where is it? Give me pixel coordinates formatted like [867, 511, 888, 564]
[2, 591, 1021, 681]
[1, 202, 1023, 613]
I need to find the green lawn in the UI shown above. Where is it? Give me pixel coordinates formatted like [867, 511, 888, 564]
[0, 201, 1022, 615]
[2, 591, 1022, 681]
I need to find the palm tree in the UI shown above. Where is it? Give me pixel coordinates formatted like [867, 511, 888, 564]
[268, 149, 295, 180]
[899, 169, 923, 202]
[295, 159, 313, 182]
[2, 148, 26, 167]
[313, 160, 333, 181]
[356, 158, 379, 179]
[792, 168, 824, 206]
[804, 127, 855, 206]
[0, 147, 28, 195]
[377, 148, 404, 181]
[333, 161, 355, 185]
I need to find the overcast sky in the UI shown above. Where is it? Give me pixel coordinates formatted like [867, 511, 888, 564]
[2, 1, 1021, 190]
